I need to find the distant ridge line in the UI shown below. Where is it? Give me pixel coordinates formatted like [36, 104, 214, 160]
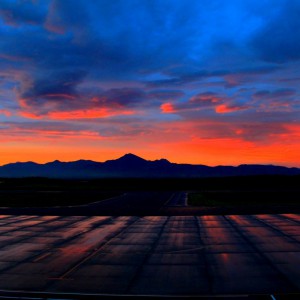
[0, 153, 299, 178]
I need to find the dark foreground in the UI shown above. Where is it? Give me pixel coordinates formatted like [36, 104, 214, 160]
[0, 177, 300, 216]
[0, 214, 299, 298]
[0, 190, 300, 216]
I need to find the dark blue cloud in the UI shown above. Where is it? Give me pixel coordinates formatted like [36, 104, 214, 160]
[252, 0, 300, 62]
[253, 89, 296, 99]
[0, 0, 49, 26]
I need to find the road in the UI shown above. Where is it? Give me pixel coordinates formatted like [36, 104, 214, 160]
[0, 214, 299, 297]
[162, 191, 187, 206]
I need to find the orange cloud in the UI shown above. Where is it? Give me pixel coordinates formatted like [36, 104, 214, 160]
[215, 104, 248, 114]
[19, 108, 135, 120]
[47, 108, 134, 120]
[160, 102, 176, 113]
[19, 111, 42, 119]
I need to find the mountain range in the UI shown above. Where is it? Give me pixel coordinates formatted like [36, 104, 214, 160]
[0, 153, 299, 178]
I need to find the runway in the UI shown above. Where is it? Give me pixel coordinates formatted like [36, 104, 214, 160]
[0, 214, 299, 296]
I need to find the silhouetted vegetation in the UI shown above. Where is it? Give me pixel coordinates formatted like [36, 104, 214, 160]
[0, 175, 299, 207]
[1, 174, 300, 190]
[188, 191, 300, 207]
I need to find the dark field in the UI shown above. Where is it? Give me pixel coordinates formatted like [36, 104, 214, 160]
[1, 175, 300, 192]
[188, 190, 300, 207]
[0, 176, 299, 215]
[0, 190, 121, 208]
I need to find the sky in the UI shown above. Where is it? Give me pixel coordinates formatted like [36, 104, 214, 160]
[0, 0, 300, 167]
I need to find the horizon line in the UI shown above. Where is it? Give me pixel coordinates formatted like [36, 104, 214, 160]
[0, 153, 299, 169]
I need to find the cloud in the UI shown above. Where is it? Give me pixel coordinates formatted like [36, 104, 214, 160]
[0, 109, 11, 117]
[147, 66, 281, 88]
[18, 86, 149, 119]
[252, 1, 300, 62]
[161, 103, 176, 113]
[160, 92, 228, 114]
[252, 88, 299, 112]
[0, 0, 48, 26]
[215, 104, 249, 114]
[253, 88, 296, 99]
[190, 92, 222, 105]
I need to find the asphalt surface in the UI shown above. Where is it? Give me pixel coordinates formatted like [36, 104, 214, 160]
[0, 214, 299, 297]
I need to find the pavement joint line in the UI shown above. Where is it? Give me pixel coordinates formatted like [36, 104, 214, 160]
[0, 215, 69, 235]
[250, 215, 300, 245]
[0, 215, 21, 223]
[0, 215, 43, 228]
[48, 216, 140, 281]
[278, 214, 300, 225]
[28, 215, 105, 263]
[195, 216, 214, 294]
[224, 215, 300, 292]
[125, 216, 170, 293]
[258, 214, 300, 226]
[0, 215, 67, 251]
[0, 215, 92, 273]
[159, 246, 208, 254]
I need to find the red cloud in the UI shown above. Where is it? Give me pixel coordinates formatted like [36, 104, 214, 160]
[160, 102, 176, 113]
[20, 108, 134, 120]
[215, 104, 248, 114]
[47, 108, 134, 120]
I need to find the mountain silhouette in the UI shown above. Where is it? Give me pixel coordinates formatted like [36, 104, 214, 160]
[0, 153, 299, 178]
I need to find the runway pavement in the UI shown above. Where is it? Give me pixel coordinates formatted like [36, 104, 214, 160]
[0, 214, 299, 297]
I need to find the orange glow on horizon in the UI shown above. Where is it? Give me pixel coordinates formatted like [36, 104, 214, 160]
[1, 134, 300, 168]
[1, 118, 300, 167]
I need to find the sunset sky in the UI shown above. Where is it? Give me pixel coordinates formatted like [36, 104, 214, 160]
[0, 0, 300, 167]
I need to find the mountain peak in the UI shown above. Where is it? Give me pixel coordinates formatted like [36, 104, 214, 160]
[117, 153, 146, 162]
[47, 160, 62, 165]
[156, 158, 171, 164]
